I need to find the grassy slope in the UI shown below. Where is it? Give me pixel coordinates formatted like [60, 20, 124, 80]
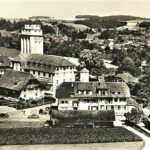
[0, 47, 20, 58]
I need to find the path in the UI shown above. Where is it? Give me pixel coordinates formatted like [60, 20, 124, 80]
[124, 125, 150, 150]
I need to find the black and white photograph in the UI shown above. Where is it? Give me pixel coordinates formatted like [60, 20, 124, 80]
[0, 0, 150, 149]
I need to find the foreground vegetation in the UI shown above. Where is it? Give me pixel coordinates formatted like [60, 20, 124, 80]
[0, 127, 142, 145]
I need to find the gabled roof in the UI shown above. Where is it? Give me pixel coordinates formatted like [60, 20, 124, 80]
[116, 72, 139, 83]
[80, 68, 89, 73]
[13, 54, 75, 67]
[0, 70, 35, 91]
[56, 81, 130, 98]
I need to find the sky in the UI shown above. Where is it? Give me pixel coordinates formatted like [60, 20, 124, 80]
[0, 0, 149, 19]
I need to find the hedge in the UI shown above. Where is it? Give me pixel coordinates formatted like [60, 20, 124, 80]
[52, 110, 115, 126]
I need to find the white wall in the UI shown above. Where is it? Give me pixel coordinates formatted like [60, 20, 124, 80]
[20, 88, 44, 100]
[53, 66, 76, 95]
[30, 36, 43, 54]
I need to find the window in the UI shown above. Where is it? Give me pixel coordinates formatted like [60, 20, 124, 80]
[35, 93, 38, 96]
[33, 71, 35, 74]
[43, 72, 45, 76]
[49, 74, 51, 77]
[111, 106, 114, 110]
[56, 80, 58, 84]
[114, 98, 118, 102]
[124, 106, 126, 110]
[118, 106, 121, 110]
[65, 101, 68, 104]
[118, 92, 121, 94]
[38, 71, 40, 76]
[102, 90, 106, 95]
[100, 105, 104, 110]
[120, 98, 126, 102]
[61, 101, 64, 104]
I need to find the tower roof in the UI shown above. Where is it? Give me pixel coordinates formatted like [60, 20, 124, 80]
[80, 68, 89, 73]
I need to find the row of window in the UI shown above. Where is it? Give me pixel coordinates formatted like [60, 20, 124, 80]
[99, 105, 126, 110]
[56, 66, 75, 71]
[81, 98, 126, 103]
[32, 70, 52, 78]
[60, 100, 68, 104]
[78, 90, 121, 96]
[55, 72, 74, 76]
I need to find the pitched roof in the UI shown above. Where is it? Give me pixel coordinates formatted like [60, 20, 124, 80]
[116, 72, 139, 83]
[0, 70, 35, 91]
[0, 47, 20, 58]
[80, 68, 89, 73]
[56, 81, 130, 98]
[13, 54, 75, 67]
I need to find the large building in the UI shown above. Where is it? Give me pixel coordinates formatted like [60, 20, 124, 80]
[12, 54, 76, 96]
[56, 76, 132, 120]
[21, 25, 43, 55]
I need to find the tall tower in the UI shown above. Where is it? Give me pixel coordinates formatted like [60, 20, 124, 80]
[21, 24, 43, 55]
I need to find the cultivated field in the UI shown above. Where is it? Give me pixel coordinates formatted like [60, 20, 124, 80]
[0, 127, 142, 145]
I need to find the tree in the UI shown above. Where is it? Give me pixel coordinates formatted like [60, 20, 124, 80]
[124, 108, 144, 124]
[138, 68, 150, 102]
[98, 29, 116, 39]
[118, 57, 140, 76]
[79, 49, 108, 76]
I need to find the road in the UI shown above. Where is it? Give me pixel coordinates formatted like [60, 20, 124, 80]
[0, 142, 143, 150]
[124, 125, 150, 150]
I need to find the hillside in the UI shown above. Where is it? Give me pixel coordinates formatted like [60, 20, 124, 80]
[76, 15, 148, 21]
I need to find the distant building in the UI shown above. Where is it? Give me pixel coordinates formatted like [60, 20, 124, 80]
[0, 70, 47, 100]
[56, 77, 132, 120]
[0, 55, 12, 75]
[21, 24, 43, 55]
[140, 60, 150, 72]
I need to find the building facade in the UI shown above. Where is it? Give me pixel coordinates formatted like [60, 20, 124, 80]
[12, 54, 76, 97]
[21, 25, 43, 55]
[0, 70, 47, 100]
[56, 78, 131, 120]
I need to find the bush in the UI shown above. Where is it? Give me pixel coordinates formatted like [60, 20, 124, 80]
[143, 118, 150, 130]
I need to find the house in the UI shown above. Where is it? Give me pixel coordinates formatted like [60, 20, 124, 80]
[12, 54, 76, 96]
[0, 70, 48, 100]
[56, 77, 131, 120]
